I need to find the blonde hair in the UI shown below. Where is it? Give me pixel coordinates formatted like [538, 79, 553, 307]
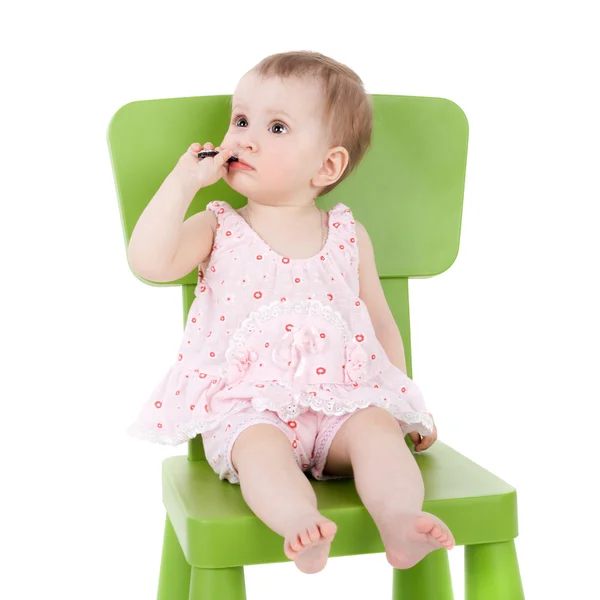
[247, 50, 373, 197]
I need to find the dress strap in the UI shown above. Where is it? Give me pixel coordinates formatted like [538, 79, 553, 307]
[205, 201, 245, 253]
[327, 202, 358, 264]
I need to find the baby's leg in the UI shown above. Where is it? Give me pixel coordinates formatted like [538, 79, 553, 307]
[231, 424, 337, 574]
[325, 407, 454, 569]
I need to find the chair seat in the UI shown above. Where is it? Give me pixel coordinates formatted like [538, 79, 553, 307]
[163, 441, 518, 568]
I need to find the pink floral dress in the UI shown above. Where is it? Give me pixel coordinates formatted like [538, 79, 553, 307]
[127, 200, 434, 446]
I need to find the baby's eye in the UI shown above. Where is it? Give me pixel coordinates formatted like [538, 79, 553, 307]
[270, 122, 287, 135]
[232, 115, 288, 135]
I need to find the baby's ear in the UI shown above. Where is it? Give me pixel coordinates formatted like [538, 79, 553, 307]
[313, 146, 349, 187]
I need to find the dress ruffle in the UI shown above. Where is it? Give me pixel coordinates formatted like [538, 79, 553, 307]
[127, 366, 240, 446]
[216, 362, 433, 434]
[127, 362, 433, 447]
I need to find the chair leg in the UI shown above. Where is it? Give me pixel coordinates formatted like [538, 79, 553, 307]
[157, 514, 191, 600]
[189, 566, 246, 600]
[465, 540, 524, 600]
[392, 547, 454, 599]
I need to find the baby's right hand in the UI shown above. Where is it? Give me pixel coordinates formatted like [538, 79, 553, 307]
[175, 142, 234, 190]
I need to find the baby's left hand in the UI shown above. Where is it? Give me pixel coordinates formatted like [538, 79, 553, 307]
[409, 415, 438, 452]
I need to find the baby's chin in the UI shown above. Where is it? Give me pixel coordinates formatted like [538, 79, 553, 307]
[225, 175, 296, 205]
[223, 169, 263, 200]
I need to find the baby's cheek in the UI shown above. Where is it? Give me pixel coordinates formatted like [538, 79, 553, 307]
[266, 158, 299, 185]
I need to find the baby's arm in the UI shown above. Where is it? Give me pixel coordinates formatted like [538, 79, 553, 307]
[127, 170, 216, 283]
[355, 221, 408, 375]
[357, 221, 437, 450]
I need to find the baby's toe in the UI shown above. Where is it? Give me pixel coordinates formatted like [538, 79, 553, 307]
[284, 540, 295, 559]
[299, 529, 312, 546]
[438, 530, 454, 548]
[415, 515, 436, 534]
[431, 526, 443, 538]
[289, 535, 301, 552]
[318, 520, 338, 540]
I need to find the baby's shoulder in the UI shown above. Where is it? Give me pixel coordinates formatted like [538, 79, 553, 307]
[186, 206, 217, 237]
[206, 200, 242, 224]
[353, 219, 374, 263]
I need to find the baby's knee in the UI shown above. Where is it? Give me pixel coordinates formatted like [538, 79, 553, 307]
[231, 422, 291, 472]
[344, 406, 401, 437]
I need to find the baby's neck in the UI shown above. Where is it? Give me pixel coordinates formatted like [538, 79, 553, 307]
[245, 200, 319, 220]
[236, 201, 328, 260]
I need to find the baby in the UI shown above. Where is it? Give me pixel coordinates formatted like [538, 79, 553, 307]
[127, 50, 454, 575]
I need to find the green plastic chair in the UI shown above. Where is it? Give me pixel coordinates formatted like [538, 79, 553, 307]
[107, 93, 524, 599]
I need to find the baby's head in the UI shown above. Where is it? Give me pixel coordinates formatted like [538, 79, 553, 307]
[221, 50, 373, 206]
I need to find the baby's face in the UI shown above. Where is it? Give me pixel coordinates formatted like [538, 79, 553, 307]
[220, 72, 331, 204]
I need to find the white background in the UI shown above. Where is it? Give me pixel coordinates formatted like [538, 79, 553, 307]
[2, 1, 599, 598]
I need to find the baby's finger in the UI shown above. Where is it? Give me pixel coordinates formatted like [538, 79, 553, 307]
[187, 143, 201, 156]
[217, 148, 234, 165]
[416, 436, 433, 452]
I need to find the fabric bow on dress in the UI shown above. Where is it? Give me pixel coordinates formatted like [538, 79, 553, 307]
[226, 347, 259, 384]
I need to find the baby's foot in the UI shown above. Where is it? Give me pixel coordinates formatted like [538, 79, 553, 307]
[378, 510, 455, 570]
[283, 513, 338, 574]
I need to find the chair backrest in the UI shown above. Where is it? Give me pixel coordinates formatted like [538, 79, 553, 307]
[107, 94, 468, 460]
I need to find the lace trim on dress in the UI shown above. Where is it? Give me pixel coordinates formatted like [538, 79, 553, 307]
[248, 381, 434, 431]
[221, 299, 352, 375]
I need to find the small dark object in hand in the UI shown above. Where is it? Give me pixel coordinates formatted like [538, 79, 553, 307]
[197, 149, 238, 163]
